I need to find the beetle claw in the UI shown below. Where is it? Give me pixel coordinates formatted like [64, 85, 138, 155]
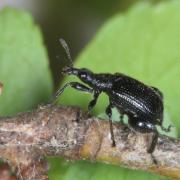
[161, 124, 173, 132]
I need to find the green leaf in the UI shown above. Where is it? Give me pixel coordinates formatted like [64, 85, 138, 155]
[0, 8, 53, 115]
[49, 160, 170, 180]
[56, 1, 180, 180]
[47, 158, 70, 180]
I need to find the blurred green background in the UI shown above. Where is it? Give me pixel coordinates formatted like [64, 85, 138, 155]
[0, 0, 179, 180]
[0, 0, 167, 87]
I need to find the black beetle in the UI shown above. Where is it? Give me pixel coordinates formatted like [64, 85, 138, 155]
[53, 39, 172, 154]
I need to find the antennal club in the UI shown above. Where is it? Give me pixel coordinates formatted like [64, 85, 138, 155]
[59, 38, 73, 67]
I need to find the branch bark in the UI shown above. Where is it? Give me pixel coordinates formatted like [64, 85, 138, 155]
[0, 105, 179, 179]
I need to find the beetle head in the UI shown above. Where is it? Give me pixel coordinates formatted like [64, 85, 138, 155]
[60, 38, 94, 86]
[77, 68, 94, 85]
[62, 66, 94, 86]
[62, 66, 77, 75]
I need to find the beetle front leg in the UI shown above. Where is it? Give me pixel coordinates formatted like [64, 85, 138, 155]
[106, 104, 116, 147]
[88, 90, 101, 112]
[52, 82, 93, 104]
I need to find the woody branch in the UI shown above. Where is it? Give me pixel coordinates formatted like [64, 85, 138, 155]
[0, 104, 179, 180]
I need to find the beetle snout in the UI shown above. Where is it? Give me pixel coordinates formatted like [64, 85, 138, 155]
[62, 66, 71, 74]
[62, 66, 78, 75]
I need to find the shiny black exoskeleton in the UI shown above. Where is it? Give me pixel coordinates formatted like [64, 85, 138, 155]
[53, 39, 171, 154]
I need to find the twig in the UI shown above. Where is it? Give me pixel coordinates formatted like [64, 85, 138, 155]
[0, 104, 179, 179]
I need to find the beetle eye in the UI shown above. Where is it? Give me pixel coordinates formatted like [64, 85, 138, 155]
[79, 68, 91, 78]
[80, 73, 86, 78]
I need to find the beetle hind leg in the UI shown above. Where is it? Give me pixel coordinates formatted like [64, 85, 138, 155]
[147, 131, 158, 154]
[106, 104, 116, 147]
[161, 124, 173, 132]
[147, 130, 159, 165]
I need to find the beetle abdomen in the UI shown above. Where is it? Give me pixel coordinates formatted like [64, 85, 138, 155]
[108, 75, 163, 122]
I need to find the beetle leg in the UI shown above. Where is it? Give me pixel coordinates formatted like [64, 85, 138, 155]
[120, 114, 124, 123]
[73, 109, 82, 123]
[52, 82, 93, 104]
[115, 108, 125, 124]
[160, 124, 173, 132]
[147, 127, 158, 164]
[117, 109, 125, 124]
[106, 104, 116, 147]
[147, 130, 159, 165]
[88, 90, 101, 112]
[147, 130, 158, 154]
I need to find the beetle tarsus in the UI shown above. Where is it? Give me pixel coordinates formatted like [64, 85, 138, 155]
[161, 124, 173, 132]
[151, 154, 158, 165]
[112, 139, 116, 147]
[73, 109, 82, 123]
[52, 82, 93, 104]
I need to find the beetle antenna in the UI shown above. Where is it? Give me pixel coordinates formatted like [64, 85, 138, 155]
[59, 38, 73, 67]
